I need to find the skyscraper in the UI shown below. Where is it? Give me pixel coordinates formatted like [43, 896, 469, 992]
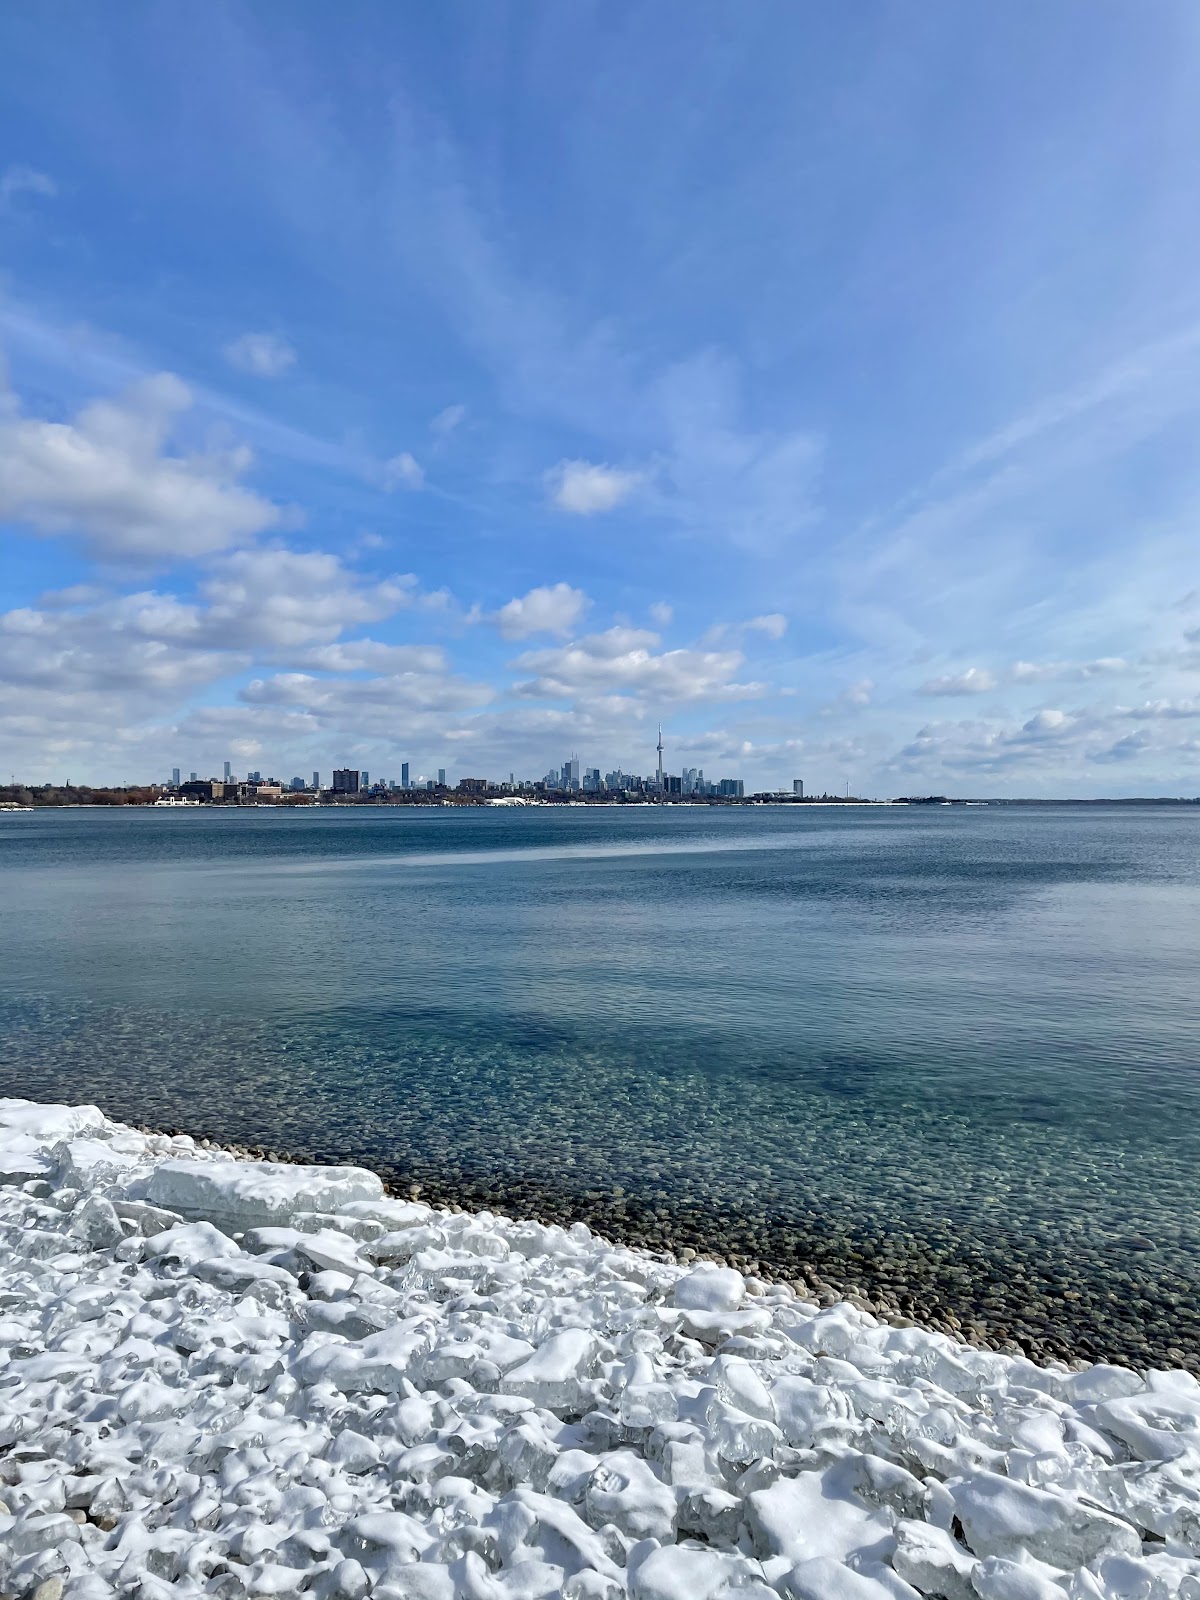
[171, 767, 180, 787]
[437, 768, 446, 786]
[562, 755, 580, 791]
[401, 762, 409, 789]
[794, 778, 804, 798]
[332, 769, 359, 795]
[312, 770, 320, 790]
[223, 761, 231, 781]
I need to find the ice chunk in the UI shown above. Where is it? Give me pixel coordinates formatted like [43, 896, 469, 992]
[501, 1328, 599, 1411]
[1093, 1394, 1200, 1462]
[145, 1157, 383, 1229]
[631, 1544, 769, 1600]
[0, 1098, 104, 1143]
[672, 1268, 746, 1313]
[746, 1474, 894, 1566]
[892, 1518, 977, 1600]
[0, 1139, 54, 1186]
[949, 1471, 1140, 1564]
[779, 1557, 920, 1600]
[584, 1449, 678, 1540]
[971, 1557, 1077, 1600]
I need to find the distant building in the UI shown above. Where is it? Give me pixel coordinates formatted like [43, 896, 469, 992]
[171, 767, 181, 787]
[332, 769, 360, 795]
[719, 778, 744, 798]
[666, 774, 682, 795]
[458, 777, 488, 793]
[794, 778, 804, 798]
[190, 772, 197, 782]
[291, 777, 305, 792]
[248, 770, 262, 783]
[312, 770, 320, 790]
[561, 755, 580, 792]
[223, 761, 232, 781]
[546, 768, 560, 788]
[401, 761, 409, 789]
[360, 771, 369, 789]
[437, 768, 446, 787]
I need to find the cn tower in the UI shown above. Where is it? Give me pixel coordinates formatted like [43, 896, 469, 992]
[656, 725, 664, 791]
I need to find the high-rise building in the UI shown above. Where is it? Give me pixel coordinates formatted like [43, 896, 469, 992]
[190, 772, 197, 782]
[437, 768, 446, 787]
[171, 767, 180, 787]
[291, 777, 305, 791]
[561, 755, 580, 791]
[248, 770, 262, 783]
[401, 762, 409, 789]
[656, 728, 664, 790]
[332, 769, 360, 795]
[793, 778, 804, 798]
[224, 761, 232, 781]
[360, 771, 369, 789]
[312, 770, 320, 790]
[718, 778, 744, 798]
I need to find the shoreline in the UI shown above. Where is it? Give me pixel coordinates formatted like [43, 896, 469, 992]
[3, 1092, 1198, 1600]
[133, 1116, 1161, 1377]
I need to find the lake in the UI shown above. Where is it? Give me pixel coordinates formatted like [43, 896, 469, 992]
[2, 801, 1198, 1366]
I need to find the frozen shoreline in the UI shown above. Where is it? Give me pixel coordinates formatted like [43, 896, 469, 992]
[3, 1098, 1200, 1600]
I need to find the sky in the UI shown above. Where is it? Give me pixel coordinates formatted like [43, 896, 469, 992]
[2, 4, 1200, 796]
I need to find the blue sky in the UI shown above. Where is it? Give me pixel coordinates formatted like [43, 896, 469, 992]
[3, 3, 1200, 794]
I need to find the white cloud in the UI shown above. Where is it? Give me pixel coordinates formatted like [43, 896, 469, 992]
[513, 625, 765, 704]
[547, 459, 641, 515]
[197, 548, 418, 649]
[0, 165, 57, 209]
[1011, 657, 1129, 683]
[381, 451, 424, 491]
[431, 404, 467, 436]
[648, 601, 673, 627]
[494, 583, 590, 640]
[747, 613, 788, 640]
[0, 372, 280, 559]
[223, 332, 297, 378]
[919, 667, 997, 696]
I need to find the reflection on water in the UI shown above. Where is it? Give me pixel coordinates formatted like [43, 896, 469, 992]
[1, 802, 1198, 1365]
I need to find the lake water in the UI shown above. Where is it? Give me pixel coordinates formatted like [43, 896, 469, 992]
[2, 802, 1198, 1366]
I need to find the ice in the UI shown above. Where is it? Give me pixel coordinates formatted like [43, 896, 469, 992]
[144, 1157, 384, 1229]
[949, 1471, 1142, 1564]
[0, 1097, 1191, 1600]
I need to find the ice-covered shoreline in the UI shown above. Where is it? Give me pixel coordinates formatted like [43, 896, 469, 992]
[3, 1098, 1200, 1600]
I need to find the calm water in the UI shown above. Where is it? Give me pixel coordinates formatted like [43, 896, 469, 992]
[2, 802, 1199, 1364]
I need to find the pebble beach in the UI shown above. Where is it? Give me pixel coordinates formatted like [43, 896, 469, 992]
[4, 1095, 1200, 1600]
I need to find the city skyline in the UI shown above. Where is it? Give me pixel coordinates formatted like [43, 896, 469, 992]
[4, 9, 1200, 793]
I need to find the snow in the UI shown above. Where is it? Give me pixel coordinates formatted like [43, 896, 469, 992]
[1, 1098, 1200, 1600]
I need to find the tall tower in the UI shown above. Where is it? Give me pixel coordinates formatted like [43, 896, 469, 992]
[656, 726, 664, 791]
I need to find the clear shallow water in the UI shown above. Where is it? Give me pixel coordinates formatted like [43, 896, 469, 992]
[2, 802, 1199, 1365]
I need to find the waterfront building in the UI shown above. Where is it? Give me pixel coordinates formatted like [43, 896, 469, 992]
[719, 778, 744, 798]
[794, 778, 804, 797]
[332, 769, 360, 795]
[291, 777, 305, 791]
[401, 762, 409, 789]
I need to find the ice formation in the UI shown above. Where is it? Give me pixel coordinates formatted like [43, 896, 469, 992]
[2, 1097, 1200, 1600]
